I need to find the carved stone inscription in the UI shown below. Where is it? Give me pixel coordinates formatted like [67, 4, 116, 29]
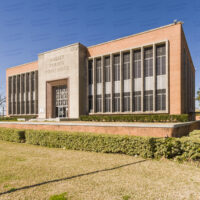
[45, 55, 68, 74]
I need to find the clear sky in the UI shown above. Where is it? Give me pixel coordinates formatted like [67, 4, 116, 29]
[0, 0, 199, 106]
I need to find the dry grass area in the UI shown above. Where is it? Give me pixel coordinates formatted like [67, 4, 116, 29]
[0, 141, 200, 200]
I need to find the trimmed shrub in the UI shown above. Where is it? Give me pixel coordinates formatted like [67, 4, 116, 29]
[1, 127, 200, 161]
[24, 129, 200, 161]
[0, 115, 37, 122]
[80, 114, 189, 123]
[0, 128, 25, 143]
[0, 117, 18, 121]
[25, 129, 155, 158]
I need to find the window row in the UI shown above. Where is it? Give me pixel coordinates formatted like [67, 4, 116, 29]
[88, 89, 166, 113]
[8, 71, 38, 115]
[88, 44, 166, 85]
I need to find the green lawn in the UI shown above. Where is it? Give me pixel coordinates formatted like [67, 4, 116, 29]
[0, 140, 200, 200]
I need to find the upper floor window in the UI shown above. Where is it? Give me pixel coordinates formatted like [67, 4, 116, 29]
[156, 44, 166, 75]
[144, 47, 153, 77]
[113, 54, 120, 81]
[88, 60, 93, 84]
[123, 52, 130, 80]
[104, 56, 110, 82]
[96, 59, 101, 83]
[133, 50, 141, 78]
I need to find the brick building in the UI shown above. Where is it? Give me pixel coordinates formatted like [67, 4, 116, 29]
[6, 21, 195, 119]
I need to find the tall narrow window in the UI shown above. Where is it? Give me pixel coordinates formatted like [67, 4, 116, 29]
[114, 93, 120, 112]
[123, 53, 130, 80]
[35, 71, 38, 114]
[96, 95, 102, 112]
[144, 47, 153, 77]
[133, 50, 142, 112]
[133, 91, 141, 111]
[8, 77, 12, 115]
[156, 89, 166, 111]
[113, 54, 120, 112]
[144, 90, 153, 111]
[156, 44, 166, 75]
[88, 60, 93, 112]
[104, 57, 110, 82]
[88, 60, 93, 84]
[26, 73, 30, 114]
[96, 58, 102, 113]
[17, 75, 20, 114]
[31, 72, 35, 114]
[105, 94, 111, 112]
[88, 95, 93, 111]
[113, 55, 120, 81]
[123, 92, 130, 112]
[123, 52, 130, 112]
[133, 50, 141, 78]
[104, 56, 111, 112]
[13, 76, 16, 114]
[21, 74, 25, 114]
[96, 59, 101, 83]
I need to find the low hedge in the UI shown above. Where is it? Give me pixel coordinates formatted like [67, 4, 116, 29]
[1, 128, 200, 161]
[80, 114, 189, 123]
[0, 117, 18, 121]
[0, 128, 25, 143]
[25, 129, 200, 161]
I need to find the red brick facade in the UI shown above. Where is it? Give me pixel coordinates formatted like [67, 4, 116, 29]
[6, 22, 195, 117]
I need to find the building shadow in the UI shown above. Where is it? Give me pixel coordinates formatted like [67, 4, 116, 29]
[0, 159, 146, 196]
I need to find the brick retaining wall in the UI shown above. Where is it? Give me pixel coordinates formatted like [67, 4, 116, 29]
[0, 121, 200, 137]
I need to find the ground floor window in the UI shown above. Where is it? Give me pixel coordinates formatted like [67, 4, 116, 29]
[96, 95, 102, 112]
[156, 89, 166, 111]
[105, 94, 111, 112]
[144, 90, 153, 111]
[88, 95, 93, 112]
[114, 93, 120, 112]
[123, 92, 130, 112]
[133, 91, 141, 111]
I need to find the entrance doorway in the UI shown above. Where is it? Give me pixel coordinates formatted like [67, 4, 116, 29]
[46, 78, 69, 119]
[54, 85, 68, 118]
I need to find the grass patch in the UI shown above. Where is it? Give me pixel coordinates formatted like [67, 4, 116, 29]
[0, 141, 200, 199]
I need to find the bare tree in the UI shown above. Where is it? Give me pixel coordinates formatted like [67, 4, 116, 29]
[0, 86, 6, 116]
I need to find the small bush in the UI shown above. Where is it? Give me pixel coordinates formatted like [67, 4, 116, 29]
[123, 195, 131, 200]
[49, 193, 68, 200]
[0, 128, 25, 143]
[80, 114, 189, 123]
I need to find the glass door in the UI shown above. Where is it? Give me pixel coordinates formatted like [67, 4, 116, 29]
[54, 85, 68, 118]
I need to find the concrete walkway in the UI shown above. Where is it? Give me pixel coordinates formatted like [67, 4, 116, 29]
[0, 120, 198, 128]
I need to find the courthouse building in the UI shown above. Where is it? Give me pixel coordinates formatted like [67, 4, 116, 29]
[6, 21, 195, 119]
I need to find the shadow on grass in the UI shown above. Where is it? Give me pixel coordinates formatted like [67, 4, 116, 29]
[0, 159, 146, 196]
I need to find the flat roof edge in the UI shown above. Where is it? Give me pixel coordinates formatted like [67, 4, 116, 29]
[6, 60, 38, 71]
[38, 42, 83, 56]
[87, 22, 183, 49]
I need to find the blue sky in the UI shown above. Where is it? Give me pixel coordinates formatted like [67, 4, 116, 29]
[0, 0, 199, 106]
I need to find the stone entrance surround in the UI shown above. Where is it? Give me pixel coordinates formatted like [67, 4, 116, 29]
[0, 121, 200, 137]
[46, 78, 69, 118]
